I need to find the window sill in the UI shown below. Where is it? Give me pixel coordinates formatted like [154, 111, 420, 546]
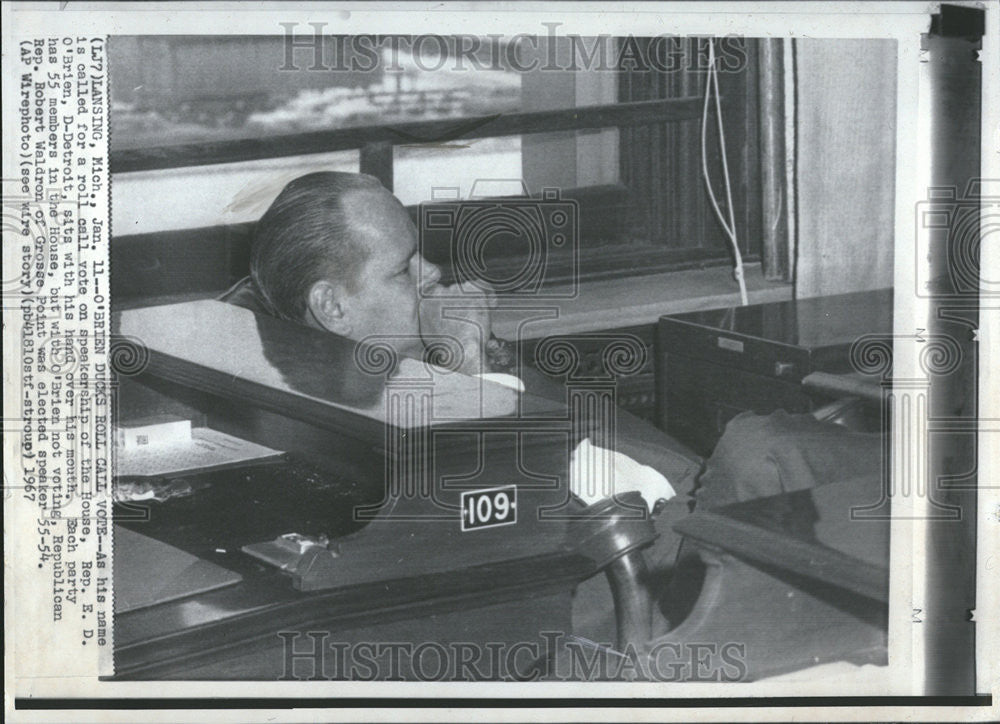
[491, 263, 792, 341]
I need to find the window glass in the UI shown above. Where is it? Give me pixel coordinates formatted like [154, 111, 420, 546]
[109, 36, 523, 151]
[110, 35, 760, 279]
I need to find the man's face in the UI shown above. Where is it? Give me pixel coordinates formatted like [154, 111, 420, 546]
[336, 187, 441, 355]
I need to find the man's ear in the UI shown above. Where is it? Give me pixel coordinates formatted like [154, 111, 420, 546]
[306, 279, 350, 336]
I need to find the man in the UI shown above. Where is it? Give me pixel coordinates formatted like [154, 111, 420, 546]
[221, 171, 704, 643]
[224, 171, 882, 644]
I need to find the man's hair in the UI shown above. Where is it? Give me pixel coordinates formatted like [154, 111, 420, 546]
[250, 171, 383, 321]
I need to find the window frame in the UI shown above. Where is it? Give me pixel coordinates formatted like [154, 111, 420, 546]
[111, 38, 764, 289]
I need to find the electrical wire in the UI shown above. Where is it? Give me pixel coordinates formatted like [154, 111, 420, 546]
[701, 39, 749, 306]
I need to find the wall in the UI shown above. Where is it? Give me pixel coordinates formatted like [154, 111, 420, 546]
[520, 37, 619, 193]
[794, 39, 897, 298]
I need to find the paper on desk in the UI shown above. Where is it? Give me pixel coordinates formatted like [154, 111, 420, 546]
[115, 425, 283, 478]
[569, 438, 676, 511]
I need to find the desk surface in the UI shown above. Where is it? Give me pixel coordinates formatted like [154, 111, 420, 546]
[661, 288, 894, 353]
[675, 475, 889, 603]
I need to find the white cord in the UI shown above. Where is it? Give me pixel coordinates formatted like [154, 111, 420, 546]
[701, 39, 749, 306]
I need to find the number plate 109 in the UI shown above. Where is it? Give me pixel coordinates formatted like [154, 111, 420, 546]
[461, 485, 517, 531]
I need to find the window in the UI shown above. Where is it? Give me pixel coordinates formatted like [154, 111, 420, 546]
[110, 35, 522, 149]
[618, 37, 760, 266]
[110, 34, 762, 294]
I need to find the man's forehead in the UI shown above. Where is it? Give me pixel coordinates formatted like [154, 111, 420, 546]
[342, 187, 415, 257]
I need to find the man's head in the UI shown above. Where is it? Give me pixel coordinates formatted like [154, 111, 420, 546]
[251, 172, 441, 355]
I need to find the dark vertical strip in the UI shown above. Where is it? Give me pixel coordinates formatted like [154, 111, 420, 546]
[759, 38, 790, 281]
[651, 44, 664, 245]
[716, 37, 755, 262]
[691, 38, 706, 251]
[923, 9, 982, 696]
[662, 41, 674, 245]
[703, 37, 725, 255]
[359, 141, 394, 192]
[790, 38, 800, 292]
[677, 42, 695, 249]
[742, 39, 763, 266]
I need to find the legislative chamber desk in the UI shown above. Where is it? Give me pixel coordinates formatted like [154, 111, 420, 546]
[662, 474, 889, 681]
[110, 300, 889, 681]
[657, 288, 893, 456]
[110, 301, 601, 680]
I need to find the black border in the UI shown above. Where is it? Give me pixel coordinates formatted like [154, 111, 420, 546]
[14, 695, 993, 710]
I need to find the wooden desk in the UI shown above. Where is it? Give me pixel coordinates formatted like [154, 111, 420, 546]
[658, 475, 889, 681]
[111, 301, 596, 680]
[656, 288, 893, 456]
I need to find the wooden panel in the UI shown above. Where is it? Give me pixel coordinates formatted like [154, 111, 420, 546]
[659, 356, 809, 456]
[676, 478, 889, 602]
[359, 141, 394, 190]
[114, 550, 587, 679]
[159, 591, 574, 681]
[111, 223, 252, 300]
[654, 549, 886, 681]
[660, 475, 889, 680]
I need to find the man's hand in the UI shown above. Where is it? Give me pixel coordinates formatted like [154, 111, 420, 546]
[418, 280, 497, 376]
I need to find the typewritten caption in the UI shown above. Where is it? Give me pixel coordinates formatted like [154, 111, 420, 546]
[8, 36, 112, 678]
